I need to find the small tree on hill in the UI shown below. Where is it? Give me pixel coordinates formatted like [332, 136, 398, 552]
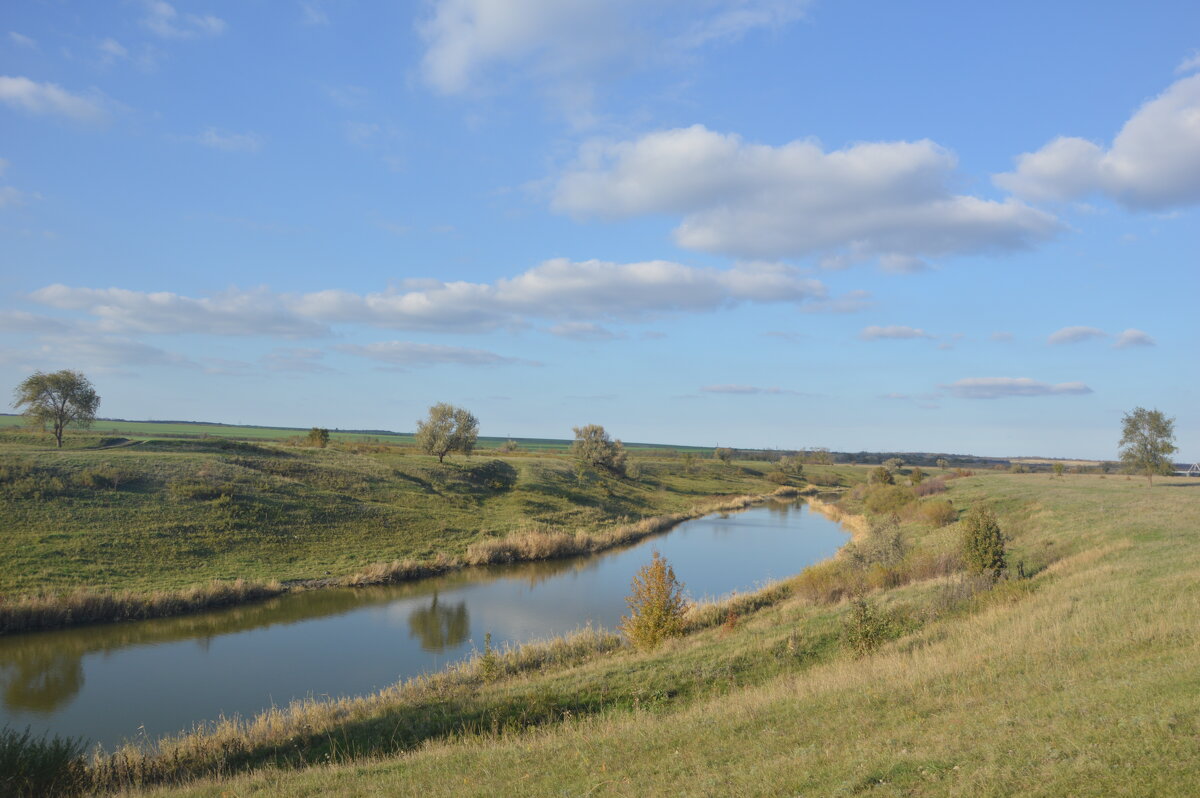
[936, 458, 950, 470]
[13, 370, 100, 448]
[571, 424, 626, 476]
[621, 551, 688, 650]
[714, 447, 733, 465]
[307, 427, 330, 448]
[883, 457, 904, 474]
[868, 466, 894, 485]
[909, 466, 925, 485]
[1118, 407, 1177, 488]
[962, 506, 1006, 578]
[1052, 462, 1064, 478]
[416, 403, 479, 463]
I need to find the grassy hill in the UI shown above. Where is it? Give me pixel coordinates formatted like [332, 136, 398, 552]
[104, 471, 1198, 797]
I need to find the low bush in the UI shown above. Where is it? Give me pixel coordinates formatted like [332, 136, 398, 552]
[962, 505, 1006, 577]
[842, 598, 893, 657]
[919, 499, 958, 527]
[863, 484, 916, 515]
[74, 465, 128, 490]
[0, 726, 89, 797]
[765, 470, 792, 485]
[913, 477, 947, 496]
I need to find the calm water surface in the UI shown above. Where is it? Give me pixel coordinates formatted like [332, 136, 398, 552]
[0, 499, 847, 750]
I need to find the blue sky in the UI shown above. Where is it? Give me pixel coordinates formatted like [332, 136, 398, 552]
[1, 0, 1197, 460]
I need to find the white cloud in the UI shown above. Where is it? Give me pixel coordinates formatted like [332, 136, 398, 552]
[859, 325, 933, 341]
[943, 377, 1093, 400]
[555, 125, 1061, 262]
[1177, 50, 1200, 74]
[98, 38, 129, 62]
[194, 128, 263, 153]
[878, 254, 931, 274]
[1113, 328, 1156, 348]
[21, 334, 192, 372]
[995, 74, 1200, 210]
[701, 384, 800, 395]
[799, 289, 873, 314]
[0, 310, 71, 333]
[0, 76, 107, 122]
[28, 260, 826, 340]
[547, 321, 623, 341]
[8, 32, 38, 49]
[29, 284, 327, 337]
[0, 185, 26, 208]
[141, 1, 226, 38]
[338, 341, 537, 367]
[418, 0, 808, 95]
[1046, 325, 1106, 345]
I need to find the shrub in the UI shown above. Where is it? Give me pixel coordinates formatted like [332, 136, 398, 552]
[74, 464, 127, 490]
[0, 726, 89, 797]
[842, 598, 892, 657]
[808, 471, 842, 487]
[909, 466, 925, 485]
[919, 499, 958, 527]
[962, 505, 1006, 577]
[913, 477, 947, 497]
[863, 484, 916, 515]
[867, 466, 894, 485]
[168, 479, 236, 501]
[307, 427, 330, 448]
[496, 439, 520, 453]
[621, 552, 688, 650]
[572, 424, 627, 477]
[765, 470, 791, 485]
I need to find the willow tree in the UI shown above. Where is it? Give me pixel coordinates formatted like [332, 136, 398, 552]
[13, 370, 100, 448]
[416, 403, 479, 463]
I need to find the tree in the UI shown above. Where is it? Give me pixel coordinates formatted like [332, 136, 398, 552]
[1052, 462, 1064, 478]
[1119, 407, 1177, 487]
[714, 446, 733, 465]
[936, 458, 950, 470]
[962, 505, 1006, 578]
[621, 551, 688, 650]
[307, 427, 330, 448]
[12, 370, 100, 448]
[909, 466, 925, 485]
[883, 457, 904, 474]
[868, 466, 894, 485]
[416, 403, 479, 463]
[571, 424, 626, 476]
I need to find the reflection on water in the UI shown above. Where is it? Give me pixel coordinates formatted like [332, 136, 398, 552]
[407, 594, 469, 652]
[0, 499, 847, 749]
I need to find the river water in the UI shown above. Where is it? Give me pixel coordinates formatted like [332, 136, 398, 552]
[0, 498, 847, 750]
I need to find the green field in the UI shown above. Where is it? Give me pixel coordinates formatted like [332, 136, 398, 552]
[108, 470, 1199, 797]
[0, 428, 822, 600]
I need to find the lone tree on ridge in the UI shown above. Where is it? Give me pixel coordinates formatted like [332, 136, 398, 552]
[571, 424, 626, 476]
[13, 370, 100, 448]
[416, 403, 479, 463]
[1118, 407, 1177, 487]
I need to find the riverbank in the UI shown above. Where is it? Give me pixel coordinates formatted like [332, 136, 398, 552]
[108, 473, 1200, 797]
[0, 482, 824, 635]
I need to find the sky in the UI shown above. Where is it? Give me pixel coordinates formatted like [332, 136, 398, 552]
[1, 0, 1197, 460]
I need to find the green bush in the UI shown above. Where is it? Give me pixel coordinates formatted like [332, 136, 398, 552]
[919, 499, 958, 527]
[765, 470, 792, 485]
[962, 505, 1006, 577]
[868, 466, 894, 485]
[0, 726, 89, 797]
[75, 465, 127, 490]
[863, 484, 915, 515]
[842, 598, 893, 657]
[621, 552, 688, 650]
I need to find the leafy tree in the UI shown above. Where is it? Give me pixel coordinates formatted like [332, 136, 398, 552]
[936, 458, 950, 470]
[811, 447, 833, 465]
[1119, 407, 1177, 487]
[962, 506, 1006, 578]
[12, 370, 100, 448]
[571, 424, 626, 476]
[714, 446, 733, 464]
[883, 457, 904, 474]
[307, 427, 330, 448]
[778, 455, 805, 476]
[868, 466, 894, 485]
[909, 466, 925, 485]
[621, 551, 688, 650]
[416, 403, 479, 463]
[1052, 462, 1065, 478]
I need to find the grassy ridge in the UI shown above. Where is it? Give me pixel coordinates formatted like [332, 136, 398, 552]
[134, 473, 1200, 797]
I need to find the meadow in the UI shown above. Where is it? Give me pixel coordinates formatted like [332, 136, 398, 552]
[101, 470, 1194, 797]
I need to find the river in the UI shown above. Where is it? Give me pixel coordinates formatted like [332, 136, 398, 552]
[0, 497, 847, 750]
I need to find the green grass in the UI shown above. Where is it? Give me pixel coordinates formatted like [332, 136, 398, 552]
[0, 430, 821, 600]
[131, 472, 1200, 797]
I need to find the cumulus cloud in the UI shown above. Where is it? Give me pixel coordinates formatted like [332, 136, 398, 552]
[338, 341, 537, 367]
[194, 128, 263, 153]
[554, 125, 1061, 262]
[1113, 328, 1155, 348]
[28, 260, 826, 339]
[859, 325, 933, 341]
[0, 76, 107, 122]
[943, 377, 1093, 400]
[418, 0, 808, 95]
[1177, 50, 1200, 75]
[141, 1, 226, 38]
[995, 74, 1200, 210]
[29, 284, 327, 337]
[1047, 325, 1106, 345]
